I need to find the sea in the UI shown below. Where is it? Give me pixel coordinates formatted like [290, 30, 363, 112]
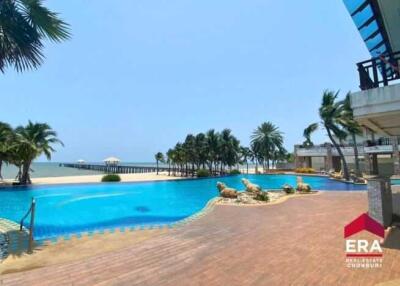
[0, 162, 168, 179]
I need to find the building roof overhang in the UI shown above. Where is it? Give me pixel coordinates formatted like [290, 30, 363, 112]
[343, 0, 400, 57]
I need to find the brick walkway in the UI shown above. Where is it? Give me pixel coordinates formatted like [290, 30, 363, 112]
[1, 192, 400, 286]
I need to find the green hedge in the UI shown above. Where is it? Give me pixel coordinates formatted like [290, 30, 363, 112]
[197, 169, 210, 177]
[101, 174, 121, 182]
[229, 169, 241, 175]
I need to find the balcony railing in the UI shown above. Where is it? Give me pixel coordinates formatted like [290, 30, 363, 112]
[365, 136, 400, 147]
[357, 51, 400, 90]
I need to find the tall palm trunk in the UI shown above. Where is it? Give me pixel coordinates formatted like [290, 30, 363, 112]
[20, 160, 32, 185]
[326, 128, 350, 181]
[168, 161, 171, 176]
[156, 160, 159, 175]
[246, 161, 249, 174]
[351, 133, 361, 177]
[0, 160, 3, 180]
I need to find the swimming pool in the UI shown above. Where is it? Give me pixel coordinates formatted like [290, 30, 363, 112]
[0, 174, 366, 241]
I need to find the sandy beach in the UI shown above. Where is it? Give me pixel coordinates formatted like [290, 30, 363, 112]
[2, 172, 181, 186]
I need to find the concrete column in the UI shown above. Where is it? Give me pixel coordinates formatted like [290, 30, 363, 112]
[372, 154, 379, 175]
[294, 145, 301, 168]
[367, 177, 393, 227]
[392, 136, 400, 175]
[364, 154, 372, 175]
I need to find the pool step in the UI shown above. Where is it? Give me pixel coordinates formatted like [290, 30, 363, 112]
[0, 218, 30, 261]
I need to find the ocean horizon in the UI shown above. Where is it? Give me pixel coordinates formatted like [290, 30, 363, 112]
[0, 162, 169, 179]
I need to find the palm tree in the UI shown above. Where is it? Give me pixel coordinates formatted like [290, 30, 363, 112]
[195, 133, 208, 169]
[205, 129, 220, 174]
[251, 122, 283, 170]
[240, 146, 251, 174]
[183, 134, 196, 176]
[173, 143, 185, 176]
[154, 152, 164, 175]
[0, 122, 13, 180]
[318, 90, 350, 181]
[302, 123, 318, 147]
[250, 141, 261, 173]
[166, 149, 174, 176]
[219, 129, 240, 173]
[0, 0, 70, 73]
[341, 93, 363, 177]
[15, 121, 63, 185]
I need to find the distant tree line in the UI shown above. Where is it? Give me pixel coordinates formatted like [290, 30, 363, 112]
[155, 121, 290, 177]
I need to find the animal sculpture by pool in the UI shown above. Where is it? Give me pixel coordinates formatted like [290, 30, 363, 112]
[296, 176, 311, 192]
[241, 178, 262, 194]
[216, 182, 238, 198]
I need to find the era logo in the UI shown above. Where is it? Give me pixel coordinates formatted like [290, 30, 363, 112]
[344, 213, 384, 268]
[345, 239, 382, 253]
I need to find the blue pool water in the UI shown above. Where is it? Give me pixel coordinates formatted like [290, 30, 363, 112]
[392, 179, 400, 185]
[0, 175, 366, 241]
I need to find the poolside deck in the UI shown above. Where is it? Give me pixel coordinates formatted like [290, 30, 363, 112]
[1, 191, 400, 285]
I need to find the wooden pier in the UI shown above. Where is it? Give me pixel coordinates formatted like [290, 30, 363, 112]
[61, 163, 223, 177]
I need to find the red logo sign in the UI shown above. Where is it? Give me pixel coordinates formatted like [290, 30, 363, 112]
[344, 213, 384, 268]
[344, 213, 384, 239]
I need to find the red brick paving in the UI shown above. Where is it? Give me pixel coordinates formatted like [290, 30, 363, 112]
[1, 192, 400, 286]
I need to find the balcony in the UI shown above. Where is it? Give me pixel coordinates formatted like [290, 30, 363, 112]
[364, 136, 400, 154]
[357, 51, 400, 90]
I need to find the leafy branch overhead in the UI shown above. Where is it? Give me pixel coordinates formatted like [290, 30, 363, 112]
[0, 0, 71, 72]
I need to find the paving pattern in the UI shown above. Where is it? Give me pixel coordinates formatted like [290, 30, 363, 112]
[1, 192, 400, 286]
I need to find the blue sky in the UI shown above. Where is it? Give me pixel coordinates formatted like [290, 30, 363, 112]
[0, 0, 369, 162]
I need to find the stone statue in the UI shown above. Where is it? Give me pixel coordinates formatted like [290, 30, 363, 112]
[216, 182, 238, 198]
[241, 178, 262, 194]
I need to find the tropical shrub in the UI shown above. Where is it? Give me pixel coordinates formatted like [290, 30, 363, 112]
[229, 169, 241, 175]
[282, 184, 295, 194]
[197, 169, 210, 177]
[101, 174, 121, 182]
[294, 168, 315, 174]
[254, 191, 269, 201]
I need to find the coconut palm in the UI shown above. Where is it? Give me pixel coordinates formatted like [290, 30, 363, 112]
[0, 122, 13, 179]
[0, 0, 70, 72]
[166, 149, 174, 176]
[219, 129, 240, 172]
[195, 133, 208, 169]
[154, 152, 165, 175]
[318, 90, 350, 181]
[302, 123, 318, 147]
[205, 129, 219, 173]
[15, 121, 63, 184]
[173, 143, 185, 176]
[250, 141, 261, 173]
[251, 122, 284, 170]
[183, 134, 196, 176]
[240, 146, 251, 174]
[341, 93, 363, 177]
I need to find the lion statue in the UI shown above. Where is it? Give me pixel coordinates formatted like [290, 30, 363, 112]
[216, 182, 238, 198]
[241, 178, 262, 194]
